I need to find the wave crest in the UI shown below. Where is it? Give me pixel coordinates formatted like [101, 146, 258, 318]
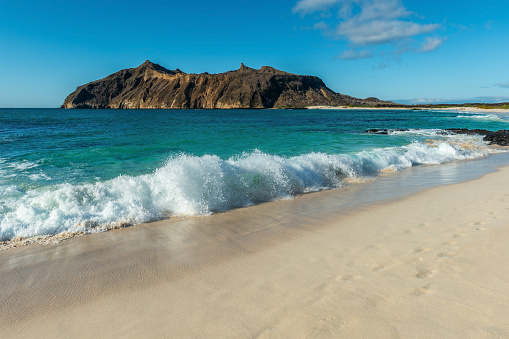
[0, 134, 493, 241]
[456, 114, 507, 122]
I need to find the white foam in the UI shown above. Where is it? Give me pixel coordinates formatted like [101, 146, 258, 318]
[11, 160, 40, 171]
[0, 134, 494, 241]
[386, 129, 451, 137]
[456, 114, 506, 122]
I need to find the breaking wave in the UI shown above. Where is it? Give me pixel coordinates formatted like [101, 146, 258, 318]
[456, 114, 507, 122]
[0, 133, 495, 242]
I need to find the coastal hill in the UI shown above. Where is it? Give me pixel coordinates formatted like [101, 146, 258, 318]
[61, 60, 395, 109]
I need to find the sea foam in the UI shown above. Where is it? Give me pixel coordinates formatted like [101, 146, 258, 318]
[456, 114, 507, 122]
[0, 133, 494, 242]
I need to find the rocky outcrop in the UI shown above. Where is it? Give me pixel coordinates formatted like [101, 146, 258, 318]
[446, 128, 509, 146]
[61, 60, 394, 109]
[366, 128, 509, 146]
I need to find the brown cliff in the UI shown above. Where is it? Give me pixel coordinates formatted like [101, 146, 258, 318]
[61, 60, 394, 109]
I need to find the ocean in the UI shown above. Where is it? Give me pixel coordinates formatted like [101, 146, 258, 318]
[1, 108, 508, 243]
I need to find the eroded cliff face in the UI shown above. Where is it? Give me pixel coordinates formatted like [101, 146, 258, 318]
[61, 60, 392, 109]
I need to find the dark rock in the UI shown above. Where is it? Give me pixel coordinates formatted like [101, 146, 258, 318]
[366, 128, 509, 146]
[365, 128, 410, 134]
[446, 129, 509, 146]
[61, 61, 396, 109]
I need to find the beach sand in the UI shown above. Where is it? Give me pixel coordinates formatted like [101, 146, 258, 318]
[307, 105, 509, 114]
[2, 165, 509, 338]
[430, 106, 509, 114]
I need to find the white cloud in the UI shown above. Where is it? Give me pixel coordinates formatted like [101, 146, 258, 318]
[495, 83, 509, 89]
[338, 49, 374, 59]
[294, 0, 442, 50]
[313, 21, 330, 31]
[419, 37, 443, 52]
[358, 0, 410, 21]
[293, 0, 342, 14]
[338, 19, 439, 45]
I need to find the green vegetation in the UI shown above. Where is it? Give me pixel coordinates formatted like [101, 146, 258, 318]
[410, 103, 509, 110]
[476, 104, 509, 110]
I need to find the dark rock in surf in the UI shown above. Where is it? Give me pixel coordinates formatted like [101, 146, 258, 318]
[366, 128, 509, 146]
[365, 128, 411, 134]
[446, 128, 509, 146]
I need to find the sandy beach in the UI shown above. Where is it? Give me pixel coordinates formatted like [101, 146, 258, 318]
[307, 105, 509, 114]
[430, 106, 509, 114]
[2, 161, 509, 338]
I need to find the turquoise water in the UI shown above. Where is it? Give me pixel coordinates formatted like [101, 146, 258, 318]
[1, 108, 508, 241]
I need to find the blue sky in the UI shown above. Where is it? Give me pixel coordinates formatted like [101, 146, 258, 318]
[1, 0, 508, 107]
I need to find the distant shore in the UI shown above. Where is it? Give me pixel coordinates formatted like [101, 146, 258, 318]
[307, 105, 509, 114]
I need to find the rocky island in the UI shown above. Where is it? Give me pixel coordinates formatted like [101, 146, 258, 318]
[61, 60, 394, 109]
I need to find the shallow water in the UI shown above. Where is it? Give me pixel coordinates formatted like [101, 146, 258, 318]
[1, 108, 508, 241]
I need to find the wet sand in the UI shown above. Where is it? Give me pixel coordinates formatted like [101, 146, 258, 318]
[2, 162, 509, 337]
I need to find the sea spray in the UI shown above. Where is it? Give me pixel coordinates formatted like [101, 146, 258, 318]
[0, 134, 493, 242]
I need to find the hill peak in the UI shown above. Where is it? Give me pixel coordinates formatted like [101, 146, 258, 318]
[136, 60, 179, 75]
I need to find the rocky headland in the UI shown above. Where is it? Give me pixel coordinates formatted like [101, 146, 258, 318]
[61, 60, 395, 109]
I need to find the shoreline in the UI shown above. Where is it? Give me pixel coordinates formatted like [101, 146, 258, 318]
[2, 155, 509, 337]
[307, 105, 509, 114]
[3, 150, 508, 251]
[429, 106, 509, 114]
